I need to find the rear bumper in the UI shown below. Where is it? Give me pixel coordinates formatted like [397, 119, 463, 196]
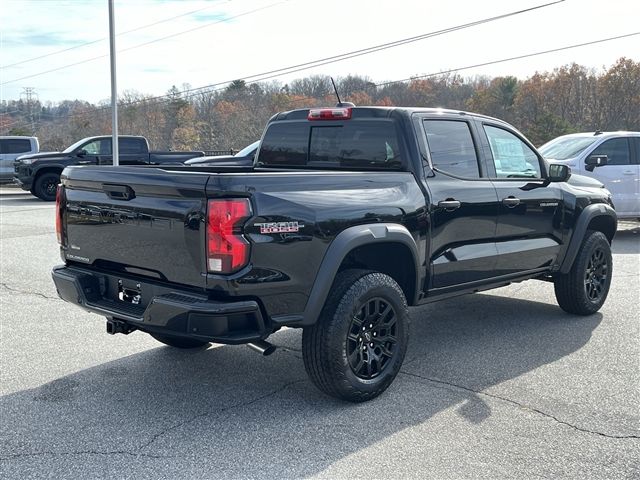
[52, 265, 269, 344]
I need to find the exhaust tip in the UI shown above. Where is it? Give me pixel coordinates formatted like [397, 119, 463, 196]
[247, 340, 276, 356]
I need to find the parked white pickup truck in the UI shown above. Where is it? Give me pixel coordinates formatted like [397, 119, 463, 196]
[0, 136, 39, 184]
[540, 131, 640, 219]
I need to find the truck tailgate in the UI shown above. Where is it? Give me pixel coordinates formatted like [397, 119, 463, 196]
[61, 166, 209, 289]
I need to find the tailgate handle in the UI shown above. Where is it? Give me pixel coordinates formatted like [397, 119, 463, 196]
[103, 184, 136, 201]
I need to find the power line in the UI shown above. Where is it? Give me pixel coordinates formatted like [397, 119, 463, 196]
[3, 0, 565, 120]
[1, 0, 290, 85]
[374, 32, 640, 87]
[0, 2, 224, 69]
[5, 30, 635, 133]
[142, 0, 566, 103]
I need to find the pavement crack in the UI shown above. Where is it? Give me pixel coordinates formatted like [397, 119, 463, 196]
[0, 449, 172, 461]
[400, 371, 639, 440]
[0, 381, 306, 462]
[0, 282, 60, 301]
[137, 378, 306, 453]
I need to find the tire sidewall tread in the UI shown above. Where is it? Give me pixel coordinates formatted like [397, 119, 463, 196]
[554, 230, 612, 315]
[303, 269, 410, 402]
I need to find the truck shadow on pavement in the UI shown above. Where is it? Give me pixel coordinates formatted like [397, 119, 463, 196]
[0, 294, 603, 477]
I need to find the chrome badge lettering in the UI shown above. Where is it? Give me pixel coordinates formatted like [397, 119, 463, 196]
[254, 221, 304, 234]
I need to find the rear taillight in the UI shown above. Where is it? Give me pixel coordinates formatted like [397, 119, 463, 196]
[207, 199, 251, 274]
[308, 107, 352, 120]
[55, 185, 64, 244]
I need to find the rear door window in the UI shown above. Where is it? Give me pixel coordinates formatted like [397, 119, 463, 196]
[0, 139, 32, 154]
[119, 138, 147, 154]
[422, 120, 480, 178]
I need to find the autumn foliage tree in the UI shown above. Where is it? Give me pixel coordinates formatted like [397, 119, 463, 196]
[1, 58, 638, 151]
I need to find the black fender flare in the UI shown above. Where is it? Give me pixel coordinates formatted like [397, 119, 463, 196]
[559, 203, 617, 274]
[300, 223, 420, 326]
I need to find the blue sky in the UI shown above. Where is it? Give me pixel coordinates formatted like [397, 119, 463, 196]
[0, 0, 638, 103]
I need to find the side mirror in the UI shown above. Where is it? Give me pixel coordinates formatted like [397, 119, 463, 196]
[76, 149, 88, 157]
[548, 164, 571, 183]
[585, 154, 608, 172]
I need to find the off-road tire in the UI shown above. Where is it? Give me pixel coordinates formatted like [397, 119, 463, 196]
[554, 230, 612, 315]
[150, 333, 210, 349]
[302, 269, 410, 402]
[34, 172, 60, 201]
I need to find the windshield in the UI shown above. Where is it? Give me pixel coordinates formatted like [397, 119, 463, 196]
[62, 138, 92, 153]
[235, 140, 260, 157]
[538, 137, 597, 160]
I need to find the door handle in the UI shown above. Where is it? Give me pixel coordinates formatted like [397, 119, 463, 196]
[502, 196, 521, 208]
[623, 170, 636, 175]
[438, 199, 461, 210]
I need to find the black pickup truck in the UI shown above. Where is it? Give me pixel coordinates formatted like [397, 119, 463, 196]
[14, 135, 204, 201]
[52, 106, 616, 402]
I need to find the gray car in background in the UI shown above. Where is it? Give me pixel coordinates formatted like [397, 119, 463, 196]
[0, 136, 39, 184]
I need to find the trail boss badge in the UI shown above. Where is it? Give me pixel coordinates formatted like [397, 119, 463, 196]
[254, 221, 304, 234]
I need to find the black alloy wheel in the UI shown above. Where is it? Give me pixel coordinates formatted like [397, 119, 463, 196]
[34, 172, 60, 201]
[302, 269, 410, 402]
[554, 230, 613, 315]
[347, 297, 398, 380]
[584, 247, 608, 302]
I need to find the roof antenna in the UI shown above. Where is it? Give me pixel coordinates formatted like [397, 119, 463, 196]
[330, 77, 355, 108]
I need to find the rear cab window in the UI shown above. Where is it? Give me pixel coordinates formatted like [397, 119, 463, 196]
[257, 118, 404, 170]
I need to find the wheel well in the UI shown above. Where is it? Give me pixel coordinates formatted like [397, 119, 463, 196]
[34, 167, 63, 184]
[339, 242, 417, 305]
[587, 215, 616, 243]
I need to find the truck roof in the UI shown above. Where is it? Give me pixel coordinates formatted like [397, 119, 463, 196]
[271, 106, 511, 126]
[79, 135, 147, 141]
[550, 131, 640, 139]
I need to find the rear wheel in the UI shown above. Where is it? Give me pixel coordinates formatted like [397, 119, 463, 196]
[34, 172, 60, 201]
[150, 333, 209, 349]
[302, 269, 410, 402]
[554, 230, 612, 315]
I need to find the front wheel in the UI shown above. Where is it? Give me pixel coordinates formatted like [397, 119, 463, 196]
[34, 172, 60, 201]
[302, 269, 410, 402]
[554, 230, 613, 315]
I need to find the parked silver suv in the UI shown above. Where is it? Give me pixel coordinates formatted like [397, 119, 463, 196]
[0, 136, 39, 184]
[540, 131, 640, 218]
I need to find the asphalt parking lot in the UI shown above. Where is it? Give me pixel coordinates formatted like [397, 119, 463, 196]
[1, 188, 638, 479]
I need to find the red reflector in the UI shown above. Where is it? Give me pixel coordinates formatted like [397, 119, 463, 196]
[55, 185, 63, 244]
[207, 199, 251, 273]
[308, 107, 352, 121]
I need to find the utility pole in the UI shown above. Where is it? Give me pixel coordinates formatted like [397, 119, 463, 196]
[20, 87, 38, 134]
[108, 0, 119, 166]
